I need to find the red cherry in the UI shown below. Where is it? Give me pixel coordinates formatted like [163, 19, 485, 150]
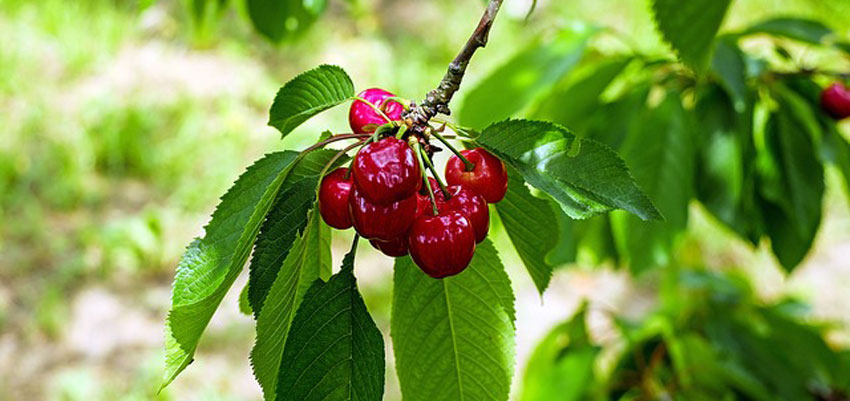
[352, 138, 421, 204]
[318, 168, 353, 229]
[442, 185, 489, 243]
[445, 147, 508, 203]
[821, 83, 850, 120]
[370, 237, 408, 257]
[349, 88, 404, 135]
[408, 210, 476, 278]
[349, 186, 416, 241]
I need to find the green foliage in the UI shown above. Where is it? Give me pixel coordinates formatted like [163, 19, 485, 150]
[475, 119, 662, 221]
[519, 304, 598, 401]
[268, 65, 354, 139]
[495, 167, 561, 293]
[459, 26, 596, 128]
[521, 268, 850, 400]
[247, 150, 343, 315]
[650, 0, 733, 70]
[246, 0, 322, 42]
[391, 239, 515, 401]
[275, 243, 385, 401]
[162, 151, 300, 389]
[743, 17, 833, 45]
[250, 209, 332, 400]
[610, 91, 695, 273]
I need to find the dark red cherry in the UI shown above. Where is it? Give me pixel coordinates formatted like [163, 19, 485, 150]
[352, 138, 421, 204]
[370, 237, 408, 257]
[445, 147, 508, 203]
[318, 168, 353, 229]
[821, 83, 850, 120]
[349, 88, 404, 135]
[349, 186, 416, 241]
[408, 210, 476, 278]
[443, 185, 489, 243]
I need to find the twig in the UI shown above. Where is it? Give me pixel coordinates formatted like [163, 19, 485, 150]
[403, 0, 504, 131]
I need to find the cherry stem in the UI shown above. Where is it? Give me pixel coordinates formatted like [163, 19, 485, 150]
[351, 95, 395, 124]
[419, 147, 451, 199]
[302, 133, 371, 154]
[395, 124, 408, 139]
[385, 96, 411, 111]
[413, 141, 440, 216]
[430, 130, 475, 171]
[403, 0, 504, 130]
[349, 234, 360, 259]
[431, 119, 475, 138]
[317, 140, 366, 186]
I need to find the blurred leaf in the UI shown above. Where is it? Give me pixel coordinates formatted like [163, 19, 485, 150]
[743, 17, 833, 44]
[823, 129, 850, 201]
[651, 0, 732, 70]
[711, 37, 748, 112]
[581, 85, 651, 150]
[460, 26, 596, 128]
[268, 65, 354, 138]
[247, 0, 321, 42]
[250, 209, 332, 400]
[533, 58, 632, 128]
[520, 305, 597, 401]
[695, 86, 762, 244]
[759, 113, 823, 272]
[610, 92, 694, 272]
[391, 239, 515, 401]
[248, 150, 342, 316]
[275, 245, 384, 401]
[495, 167, 560, 294]
[475, 119, 662, 221]
[162, 151, 300, 390]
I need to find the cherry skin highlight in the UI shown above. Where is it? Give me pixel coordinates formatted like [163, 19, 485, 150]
[821, 83, 850, 120]
[408, 210, 476, 278]
[352, 137, 421, 204]
[445, 147, 508, 203]
[349, 186, 416, 241]
[318, 168, 353, 229]
[370, 237, 408, 257]
[349, 88, 404, 135]
[419, 177, 440, 196]
[442, 185, 489, 243]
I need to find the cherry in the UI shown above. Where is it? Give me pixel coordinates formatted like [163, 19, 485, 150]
[318, 168, 353, 229]
[408, 210, 476, 278]
[352, 138, 421, 204]
[821, 83, 850, 120]
[442, 185, 489, 243]
[370, 237, 408, 257]
[415, 193, 440, 217]
[349, 186, 417, 241]
[349, 88, 404, 135]
[445, 147, 508, 203]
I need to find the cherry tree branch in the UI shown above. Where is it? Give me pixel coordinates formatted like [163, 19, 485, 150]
[404, 0, 504, 130]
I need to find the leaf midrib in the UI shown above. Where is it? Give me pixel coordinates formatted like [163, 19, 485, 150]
[442, 279, 464, 401]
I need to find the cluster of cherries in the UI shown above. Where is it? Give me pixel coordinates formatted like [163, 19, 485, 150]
[821, 82, 850, 120]
[318, 88, 508, 278]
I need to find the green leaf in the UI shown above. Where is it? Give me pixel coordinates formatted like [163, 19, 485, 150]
[533, 58, 631, 129]
[743, 17, 833, 44]
[758, 113, 823, 271]
[459, 26, 596, 128]
[711, 38, 748, 112]
[275, 243, 385, 401]
[391, 239, 515, 401]
[610, 91, 695, 272]
[247, 0, 320, 42]
[823, 129, 850, 202]
[162, 151, 300, 390]
[250, 209, 333, 400]
[495, 167, 560, 294]
[248, 150, 342, 316]
[268, 65, 354, 138]
[651, 0, 732, 70]
[475, 119, 662, 221]
[519, 304, 598, 401]
[239, 283, 253, 316]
